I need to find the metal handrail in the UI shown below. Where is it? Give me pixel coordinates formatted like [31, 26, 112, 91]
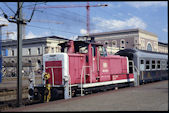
[129, 60, 140, 86]
[68, 74, 72, 98]
[80, 66, 92, 96]
[45, 66, 63, 87]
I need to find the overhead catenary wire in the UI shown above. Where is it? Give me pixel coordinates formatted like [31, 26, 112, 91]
[28, 2, 108, 35]
[46, 10, 55, 35]
[31, 19, 63, 24]
[0, 2, 166, 41]
[30, 5, 97, 32]
[1, 2, 98, 37]
[1, 2, 83, 39]
[3, 2, 16, 15]
[22, 2, 47, 8]
[31, 9, 88, 34]
[27, 25, 79, 35]
[35, 9, 87, 25]
[13, 2, 24, 20]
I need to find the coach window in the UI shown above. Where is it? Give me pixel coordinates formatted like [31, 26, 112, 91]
[151, 60, 156, 70]
[146, 60, 150, 70]
[157, 60, 160, 69]
[140, 59, 145, 71]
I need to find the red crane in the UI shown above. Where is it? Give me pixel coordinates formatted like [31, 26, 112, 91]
[30, 2, 108, 36]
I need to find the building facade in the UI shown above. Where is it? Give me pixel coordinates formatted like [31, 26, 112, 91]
[1, 36, 68, 77]
[77, 28, 168, 54]
[158, 42, 168, 53]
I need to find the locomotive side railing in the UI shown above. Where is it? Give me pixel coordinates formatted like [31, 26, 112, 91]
[80, 66, 92, 96]
[134, 65, 140, 86]
[68, 74, 72, 98]
[128, 60, 139, 86]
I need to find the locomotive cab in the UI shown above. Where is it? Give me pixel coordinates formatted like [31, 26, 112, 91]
[58, 39, 106, 56]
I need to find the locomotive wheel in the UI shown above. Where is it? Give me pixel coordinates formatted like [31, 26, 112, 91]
[71, 89, 77, 97]
[39, 93, 44, 103]
[84, 90, 89, 95]
[50, 89, 59, 101]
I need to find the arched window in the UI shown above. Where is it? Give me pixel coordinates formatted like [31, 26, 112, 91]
[121, 40, 124, 44]
[51, 47, 54, 53]
[45, 47, 49, 53]
[147, 43, 152, 51]
[104, 41, 108, 45]
[120, 39, 125, 49]
[112, 40, 117, 47]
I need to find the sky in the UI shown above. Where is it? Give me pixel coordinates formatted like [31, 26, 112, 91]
[0, 1, 168, 43]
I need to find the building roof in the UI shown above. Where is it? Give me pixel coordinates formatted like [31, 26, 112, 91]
[78, 28, 157, 38]
[24, 35, 70, 41]
[158, 42, 168, 46]
[1, 36, 69, 47]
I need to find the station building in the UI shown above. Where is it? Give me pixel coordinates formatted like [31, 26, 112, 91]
[77, 28, 168, 54]
[1, 36, 68, 77]
[1, 28, 168, 77]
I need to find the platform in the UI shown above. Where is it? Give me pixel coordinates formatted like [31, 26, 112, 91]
[4, 80, 168, 111]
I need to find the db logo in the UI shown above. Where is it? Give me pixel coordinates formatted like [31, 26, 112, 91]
[103, 62, 108, 68]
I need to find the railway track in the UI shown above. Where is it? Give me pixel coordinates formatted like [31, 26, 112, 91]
[0, 86, 28, 111]
[0, 76, 42, 111]
[0, 86, 28, 101]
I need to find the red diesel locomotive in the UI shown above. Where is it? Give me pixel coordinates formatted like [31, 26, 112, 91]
[28, 38, 134, 102]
